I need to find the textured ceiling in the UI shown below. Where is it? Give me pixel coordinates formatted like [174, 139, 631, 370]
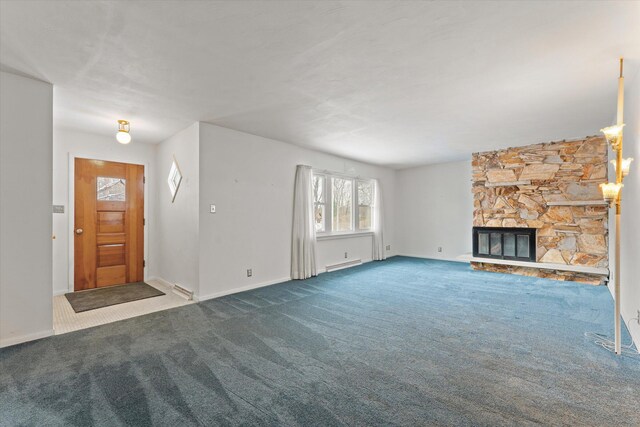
[1, 1, 639, 168]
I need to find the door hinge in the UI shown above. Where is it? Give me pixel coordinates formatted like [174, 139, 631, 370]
[143, 218, 146, 226]
[143, 260, 146, 268]
[143, 176, 146, 184]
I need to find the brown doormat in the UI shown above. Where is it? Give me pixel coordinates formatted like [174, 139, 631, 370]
[65, 282, 165, 313]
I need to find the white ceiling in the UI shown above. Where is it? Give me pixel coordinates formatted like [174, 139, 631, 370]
[1, 1, 639, 169]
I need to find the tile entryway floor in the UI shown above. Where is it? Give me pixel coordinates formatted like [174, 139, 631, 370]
[53, 279, 193, 334]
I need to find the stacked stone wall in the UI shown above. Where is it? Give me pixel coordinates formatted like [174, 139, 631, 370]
[471, 136, 608, 284]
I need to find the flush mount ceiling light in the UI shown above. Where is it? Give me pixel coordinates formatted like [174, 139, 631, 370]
[116, 120, 131, 144]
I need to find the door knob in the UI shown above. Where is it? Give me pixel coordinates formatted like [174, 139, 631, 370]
[75, 228, 84, 235]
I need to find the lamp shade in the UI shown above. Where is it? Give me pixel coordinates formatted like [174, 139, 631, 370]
[599, 182, 623, 203]
[610, 158, 633, 177]
[600, 124, 624, 148]
[116, 131, 131, 144]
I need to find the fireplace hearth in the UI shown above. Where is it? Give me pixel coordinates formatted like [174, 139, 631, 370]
[472, 227, 536, 262]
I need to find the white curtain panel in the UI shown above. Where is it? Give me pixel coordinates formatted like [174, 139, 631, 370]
[372, 179, 386, 261]
[291, 165, 318, 279]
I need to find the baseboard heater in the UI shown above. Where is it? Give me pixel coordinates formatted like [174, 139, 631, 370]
[326, 259, 362, 273]
[172, 283, 194, 300]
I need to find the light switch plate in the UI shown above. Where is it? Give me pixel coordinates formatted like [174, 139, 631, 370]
[210, 204, 216, 213]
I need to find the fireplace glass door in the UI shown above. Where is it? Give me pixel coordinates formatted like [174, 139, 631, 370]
[503, 233, 516, 257]
[517, 235, 530, 259]
[490, 233, 502, 255]
[478, 233, 489, 255]
[473, 227, 536, 262]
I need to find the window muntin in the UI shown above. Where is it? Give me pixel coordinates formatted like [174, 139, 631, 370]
[313, 172, 374, 235]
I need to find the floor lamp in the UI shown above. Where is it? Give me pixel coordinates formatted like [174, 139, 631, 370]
[599, 58, 633, 355]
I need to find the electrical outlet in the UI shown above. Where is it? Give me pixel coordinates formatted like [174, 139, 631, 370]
[438, 247, 442, 252]
[247, 269, 252, 277]
[344, 252, 348, 259]
[386, 245, 391, 251]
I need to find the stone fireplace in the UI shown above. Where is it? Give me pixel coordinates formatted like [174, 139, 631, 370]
[471, 136, 609, 285]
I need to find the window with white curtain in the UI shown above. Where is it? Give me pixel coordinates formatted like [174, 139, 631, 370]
[312, 172, 373, 235]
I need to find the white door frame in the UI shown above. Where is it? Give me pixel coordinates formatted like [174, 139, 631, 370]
[67, 153, 150, 293]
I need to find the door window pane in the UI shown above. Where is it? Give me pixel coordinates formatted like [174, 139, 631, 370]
[503, 233, 516, 257]
[517, 235, 530, 258]
[490, 232, 502, 255]
[332, 178, 352, 232]
[478, 233, 489, 254]
[97, 177, 125, 201]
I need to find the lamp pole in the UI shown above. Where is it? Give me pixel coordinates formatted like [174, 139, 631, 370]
[613, 58, 624, 355]
[600, 58, 633, 354]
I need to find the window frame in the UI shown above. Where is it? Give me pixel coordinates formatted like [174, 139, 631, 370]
[312, 171, 374, 237]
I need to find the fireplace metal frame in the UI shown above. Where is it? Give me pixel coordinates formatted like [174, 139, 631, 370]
[472, 226, 536, 262]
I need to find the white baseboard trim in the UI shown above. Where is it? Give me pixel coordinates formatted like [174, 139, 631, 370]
[53, 289, 68, 296]
[316, 257, 374, 275]
[154, 257, 383, 304]
[146, 276, 175, 289]
[0, 329, 54, 349]
[146, 277, 195, 299]
[326, 259, 362, 272]
[396, 253, 468, 263]
[196, 276, 292, 303]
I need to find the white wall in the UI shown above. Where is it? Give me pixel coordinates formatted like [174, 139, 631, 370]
[0, 71, 53, 347]
[197, 123, 396, 300]
[52, 128, 158, 295]
[395, 160, 473, 261]
[616, 69, 640, 348]
[155, 123, 200, 294]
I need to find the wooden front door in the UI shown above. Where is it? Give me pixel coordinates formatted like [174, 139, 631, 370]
[74, 158, 144, 291]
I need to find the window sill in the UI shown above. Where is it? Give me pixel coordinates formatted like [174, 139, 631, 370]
[316, 231, 373, 241]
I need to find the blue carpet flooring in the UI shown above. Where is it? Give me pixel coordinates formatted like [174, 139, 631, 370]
[1, 257, 639, 426]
